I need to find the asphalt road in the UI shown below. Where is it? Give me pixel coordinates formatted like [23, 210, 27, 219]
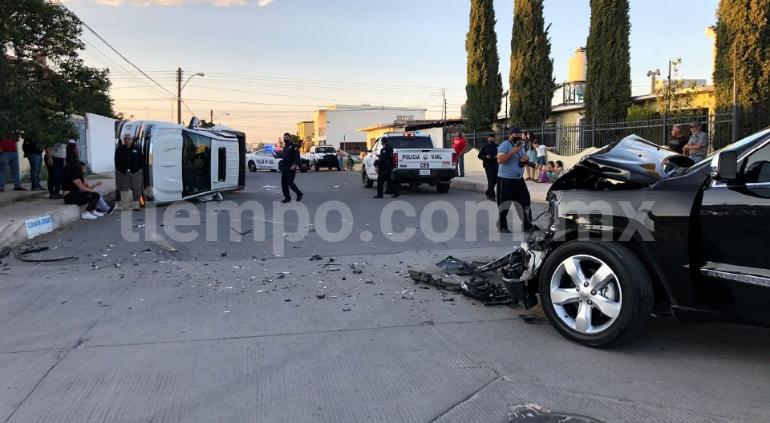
[0, 170, 769, 423]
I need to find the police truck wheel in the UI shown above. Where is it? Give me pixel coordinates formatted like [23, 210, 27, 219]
[538, 241, 654, 348]
[314, 165, 320, 172]
[436, 183, 450, 193]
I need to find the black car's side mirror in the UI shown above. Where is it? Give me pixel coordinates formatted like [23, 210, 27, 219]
[712, 150, 738, 182]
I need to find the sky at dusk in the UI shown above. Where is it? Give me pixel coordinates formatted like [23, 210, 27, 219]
[62, 0, 719, 143]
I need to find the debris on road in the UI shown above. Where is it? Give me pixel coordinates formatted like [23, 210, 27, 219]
[231, 227, 253, 236]
[16, 246, 77, 263]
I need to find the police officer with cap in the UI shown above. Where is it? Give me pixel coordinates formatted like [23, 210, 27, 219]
[496, 128, 532, 233]
[373, 137, 399, 198]
[280, 132, 303, 203]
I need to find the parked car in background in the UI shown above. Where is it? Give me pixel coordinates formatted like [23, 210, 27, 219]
[308, 145, 341, 171]
[247, 149, 310, 173]
[362, 132, 456, 193]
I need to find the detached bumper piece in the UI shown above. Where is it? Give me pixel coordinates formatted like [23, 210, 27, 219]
[409, 248, 538, 308]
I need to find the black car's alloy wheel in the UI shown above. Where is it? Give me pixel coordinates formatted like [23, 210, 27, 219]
[539, 241, 654, 348]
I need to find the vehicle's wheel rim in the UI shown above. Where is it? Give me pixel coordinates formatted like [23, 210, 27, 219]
[549, 254, 622, 335]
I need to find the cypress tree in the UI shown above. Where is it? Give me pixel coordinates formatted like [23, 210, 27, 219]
[584, 0, 631, 122]
[465, 0, 503, 132]
[714, 0, 770, 146]
[509, 0, 555, 128]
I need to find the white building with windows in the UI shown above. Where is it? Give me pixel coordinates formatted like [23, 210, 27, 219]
[313, 104, 426, 152]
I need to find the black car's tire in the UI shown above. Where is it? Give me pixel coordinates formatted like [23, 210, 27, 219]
[300, 168, 309, 173]
[314, 165, 320, 172]
[270, 169, 277, 173]
[538, 241, 654, 348]
[362, 168, 374, 188]
[248, 161, 257, 172]
[436, 183, 450, 193]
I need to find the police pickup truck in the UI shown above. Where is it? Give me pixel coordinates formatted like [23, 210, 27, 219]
[362, 133, 456, 193]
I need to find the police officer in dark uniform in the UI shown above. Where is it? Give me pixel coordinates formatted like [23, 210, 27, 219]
[373, 137, 399, 198]
[478, 134, 499, 200]
[279, 133, 303, 203]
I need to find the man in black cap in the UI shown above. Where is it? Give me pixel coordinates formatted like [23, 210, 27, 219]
[496, 128, 532, 233]
[373, 137, 399, 198]
[478, 134, 499, 199]
[279, 132, 303, 203]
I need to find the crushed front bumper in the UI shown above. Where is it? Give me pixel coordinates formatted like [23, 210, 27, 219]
[409, 241, 547, 308]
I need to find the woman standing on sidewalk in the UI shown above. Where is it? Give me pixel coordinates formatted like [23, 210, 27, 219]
[525, 139, 538, 181]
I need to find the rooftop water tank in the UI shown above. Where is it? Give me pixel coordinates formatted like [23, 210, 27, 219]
[567, 47, 587, 83]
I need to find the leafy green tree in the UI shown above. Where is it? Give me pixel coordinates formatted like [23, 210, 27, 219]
[465, 0, 503, 132]
[584, 0, 631, 123]
[655, 81, 696, 117]
[714, 0, 770, 146]
[508, 0, 555, 128]
[0, 0, 115, 147]
[626, 104, 658, 121]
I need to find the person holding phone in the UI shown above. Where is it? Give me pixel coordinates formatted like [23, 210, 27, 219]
[496, 128, 532, 233]
[62, 159, 109, 220]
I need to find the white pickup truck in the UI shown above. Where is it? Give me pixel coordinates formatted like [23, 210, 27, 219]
[362, 133, 457, 193]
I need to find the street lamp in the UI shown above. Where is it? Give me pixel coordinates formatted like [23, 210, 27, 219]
[176, 68, 205, 124]
[646, 68, 660, 94]
[662, 58, 681, 143]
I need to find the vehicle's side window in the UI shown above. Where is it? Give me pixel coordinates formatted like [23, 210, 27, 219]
[743, 142, 770, 184]
[217, 147, 226, 182]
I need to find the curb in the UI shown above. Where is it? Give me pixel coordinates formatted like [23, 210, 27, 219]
[451, 178, 548, 204]
[0, 190, 116, 250]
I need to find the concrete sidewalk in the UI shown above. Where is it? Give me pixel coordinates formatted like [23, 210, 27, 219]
[0, 175, 115, 249]
[452, 171, 551, 203]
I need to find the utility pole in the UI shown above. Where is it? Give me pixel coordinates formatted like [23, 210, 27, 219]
[442, 88, 447, 122]
[663, 58, 680, 143]
[176, 67, 182, 124]
[732, 47, 738, 143]
[210, 109, 213, 124]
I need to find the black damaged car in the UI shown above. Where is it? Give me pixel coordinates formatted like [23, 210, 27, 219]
[517, 130, 770, 347]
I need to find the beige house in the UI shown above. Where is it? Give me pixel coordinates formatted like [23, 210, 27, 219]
[296, 120, 314, 153]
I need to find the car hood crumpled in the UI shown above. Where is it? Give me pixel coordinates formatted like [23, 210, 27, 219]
[553, 135, 694, 189]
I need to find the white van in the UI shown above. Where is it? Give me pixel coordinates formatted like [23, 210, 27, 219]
[116, 119, 246, 204]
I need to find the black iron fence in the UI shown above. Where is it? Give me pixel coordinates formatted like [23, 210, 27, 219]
[451, 113, 735, 157]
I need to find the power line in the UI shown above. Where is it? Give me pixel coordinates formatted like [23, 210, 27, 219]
[80, 38, 172, 99]
[54, 0, 174, 97]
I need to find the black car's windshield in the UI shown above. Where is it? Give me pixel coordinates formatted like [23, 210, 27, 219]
[684, 128, 770, 174]
[316, 147, 335, 153]
[384, 136, 433, 149]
